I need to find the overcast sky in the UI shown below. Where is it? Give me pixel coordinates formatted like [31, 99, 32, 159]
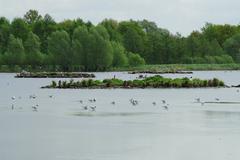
[0, 0, 240, 36]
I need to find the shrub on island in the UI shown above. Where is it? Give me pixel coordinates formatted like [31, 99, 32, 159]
[42, 75, 225, 89]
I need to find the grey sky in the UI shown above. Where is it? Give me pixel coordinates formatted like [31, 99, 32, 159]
[0, 0, 240, 36]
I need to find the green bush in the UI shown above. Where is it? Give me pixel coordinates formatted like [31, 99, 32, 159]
[192, 57, 205, 64]
[204, 56, 216, 64]
[128, 52, 145, 67]
[51, 81, 57, 88]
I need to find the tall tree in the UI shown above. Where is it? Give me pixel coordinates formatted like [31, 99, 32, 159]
[24, 9, 42, 25]
[208, 39, 225, 56]
[48, 30, 72, 69]
[3, 34, 25, 65]
[202, 23, 239, 46]
[87, 27, 113, 71]
[10, 18, 29, 41]
[223, 34, 240, 62]
[32, 14, 57, 53]
[111, 42, 128, 67]
[72, 26, 90, 66]
[0, 17, 10, 53]
[24, 32, 42, 65]
[100, 19, 122, 42]
[118, 21, 147, 58]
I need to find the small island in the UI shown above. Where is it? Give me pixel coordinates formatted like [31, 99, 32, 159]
[15, 71, 95, 78]
[42, 75, 225, 89]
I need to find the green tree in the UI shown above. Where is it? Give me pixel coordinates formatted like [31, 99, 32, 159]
[139, 20, 167, 63]
[57, 19, 85, 38]
[0, 17, 10, 53]
[87, 27, 113, 71]
[11, 18, 29, 41]
[208, 39, 225, 56]
[24, 9, 42, 25]
[100, 19, 122, 42]
[95, 25, 110, 40]
[202, 23, 239, 46]
[24, 32, 43, 65]
[138, 20, 159, 33]
[223, 34, 240, 62]
[72, 26, 91, 68]
[118, 21, 147, 58]
[139, 20, 182, 64]
[72, 26, 113, 71]
[3, 34, 25, 65]
[111, 42, 128, 67]
[0, 53, 2, 65]
[48, 30, 72, 69]
[32, 14, 57, 53]
[186, 31, 204, 58]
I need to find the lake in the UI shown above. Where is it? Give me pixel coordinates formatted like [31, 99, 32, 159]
[1, 71, 240, 160]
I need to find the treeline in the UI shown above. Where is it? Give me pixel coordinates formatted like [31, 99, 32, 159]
[0, 10, 240, 71]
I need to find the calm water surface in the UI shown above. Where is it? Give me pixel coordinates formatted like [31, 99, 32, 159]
[1, 71, 240, 160]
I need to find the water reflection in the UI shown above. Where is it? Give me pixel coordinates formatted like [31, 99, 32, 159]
[203, 110, 240, 119]
[71, 112, 159, 117]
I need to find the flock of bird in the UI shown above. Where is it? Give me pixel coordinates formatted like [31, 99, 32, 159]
[9, 93, 240, 115]
[10, 94, 53, 112]
[9, 94, 170, 113]
[78, 98, 170, 112]
[10, 89, 240, 113]
[11, 89, 240, 113]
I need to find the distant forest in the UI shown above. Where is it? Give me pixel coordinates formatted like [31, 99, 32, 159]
[0, 10, 240, 71]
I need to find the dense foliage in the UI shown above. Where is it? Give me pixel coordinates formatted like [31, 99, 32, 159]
[0, 10, 239, 71]
[43, 75, 225, 89]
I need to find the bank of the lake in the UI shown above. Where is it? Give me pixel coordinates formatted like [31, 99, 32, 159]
[1, 64, 240, 73]
[111, 64, 240, 72]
